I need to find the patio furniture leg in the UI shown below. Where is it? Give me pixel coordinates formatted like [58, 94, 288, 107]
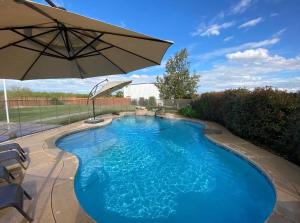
[17, 158, 27, 170]
[19, 153, 26, 162]
[15, 206, 33, 222]
[23, 190, 32, 200]
[8, 172, 15, 180]
[19, 152, 27, 162]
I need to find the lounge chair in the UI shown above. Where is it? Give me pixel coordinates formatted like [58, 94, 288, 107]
[0, 150, 27, 169]
[0, 143, 27, 161]
[0, 165, 15, 183]
[0, 183, 33, 222]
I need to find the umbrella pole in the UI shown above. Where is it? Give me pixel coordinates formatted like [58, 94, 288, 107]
[92, 99, 96, 120]
[3, 80, 10, 128]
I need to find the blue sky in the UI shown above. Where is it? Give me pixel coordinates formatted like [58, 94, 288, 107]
[3, 0, 300, 93]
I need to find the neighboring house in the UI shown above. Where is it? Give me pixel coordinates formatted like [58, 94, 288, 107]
[123, 83, 160, 100]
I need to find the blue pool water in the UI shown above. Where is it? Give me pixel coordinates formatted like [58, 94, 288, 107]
[56, 116, 276, 223]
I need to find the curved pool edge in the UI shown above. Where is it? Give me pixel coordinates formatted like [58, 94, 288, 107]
[49, 113, 300, 223]
[157, 114, 277, 222]
[157, 113, 300, 223]
[45, 116, 117, 223]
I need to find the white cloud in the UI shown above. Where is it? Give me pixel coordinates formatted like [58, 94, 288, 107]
[270, 12, 279, 17]
[120, 21, 126, 28]
[226, 48, 269, 60]
[130, 74, 150, 79]
[192, 21, 235, 37]
[224, 36, 234, 42]
[197, 37, 280, 60]
[2, 74, 157, 93]
[225, 49, 300, 71]
[273, 28, 287, 37]
[239, 17, 263, 29]
[230, 0, 252, 14]
[198, 48, 300, 92]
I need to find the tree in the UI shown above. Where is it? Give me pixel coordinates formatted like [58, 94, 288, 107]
[148, 96, 157, 108]
[115, 91, 124, 98]
[155, 48, 200, 99]
[138, 97, 148, 106]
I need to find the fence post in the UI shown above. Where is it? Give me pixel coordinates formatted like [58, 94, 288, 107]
[68, 101, 71, 125]
[38, 98, 42, 131]
[17, 100, 22, 137]
[3, 80, 10, 127]
[77, 99, 81, 121]
[55, 98, 58, 124]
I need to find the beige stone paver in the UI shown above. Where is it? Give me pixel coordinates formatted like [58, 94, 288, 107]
[0, 112, 299, 223]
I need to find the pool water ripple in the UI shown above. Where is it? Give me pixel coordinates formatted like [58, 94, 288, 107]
[57, 116, 275, 223]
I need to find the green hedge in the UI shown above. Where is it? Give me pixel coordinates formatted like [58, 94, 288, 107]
[180, 87, 300, 165]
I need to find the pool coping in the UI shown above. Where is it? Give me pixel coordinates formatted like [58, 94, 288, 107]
[158, 113, 300, 223]
[0, 112, 299, 223]
[157, 114, 277, 221]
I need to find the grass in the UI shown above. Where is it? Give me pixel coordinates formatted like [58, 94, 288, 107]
[0, 104, 135, 125]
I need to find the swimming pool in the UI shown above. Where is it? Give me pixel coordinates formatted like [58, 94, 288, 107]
[56, 116, 276, 223]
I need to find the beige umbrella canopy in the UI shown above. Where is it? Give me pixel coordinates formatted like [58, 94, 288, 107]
[0, 0, 173, 80]
[90, 80, 132, 99]
[87, 80, 132, 121]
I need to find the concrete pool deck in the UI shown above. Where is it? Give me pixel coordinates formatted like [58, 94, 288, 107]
[0, 112, 299, 223]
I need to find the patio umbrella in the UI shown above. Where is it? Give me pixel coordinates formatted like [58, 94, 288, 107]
[90, 80, 132, 99]
[0, 0, 173, 80]
[87, 80, 132, 121]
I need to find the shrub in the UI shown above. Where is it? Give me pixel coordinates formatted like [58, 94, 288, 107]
[183, 87, 300, 166]
[115, 91, 124, 98]
[138, 97, 148, 106]
[131, 99, 138, 106]
[178, 105, 197, 117]
[148, 96, 157, 109]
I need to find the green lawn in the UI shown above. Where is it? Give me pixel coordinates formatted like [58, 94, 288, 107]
[0, 104, 135, 125]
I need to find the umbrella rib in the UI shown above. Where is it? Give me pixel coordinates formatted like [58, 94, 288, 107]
[98, 51, 127, 74]
[68, 30, 127, 74]
[67, 27, 172, 44]
[0, 28, 58, 50]
[63, 28, 71, 54]
[21, 30, 61, 80]
[72, 33, 104, 58]
[71, 29, 160, 65]
[77, 46, 114, 58]
[13, 44, 65, 59]
[66, 30, 85, 78]
[59, 28, 71, 58]
[1, 25, 172, 45]
[11, 29, 68, 58]
[0, 23, 57, 31]
[19, 0, 59, 24]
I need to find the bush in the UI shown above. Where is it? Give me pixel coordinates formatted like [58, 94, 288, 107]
[115, 91, 124, 98]
[148, 96, 157, 109]
[183, 87, 300, 165]
[178, 105, 197, 117]
[138, 97, 148, 106]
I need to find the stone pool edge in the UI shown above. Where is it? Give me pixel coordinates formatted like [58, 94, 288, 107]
[44, 112, 136, 223]
[45, 115, 119, 223]
[158, 113, 300, 223]
[45, 113, 299, 223]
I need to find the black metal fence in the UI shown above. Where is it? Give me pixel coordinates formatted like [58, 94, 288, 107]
[0, 98, 191, 142]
